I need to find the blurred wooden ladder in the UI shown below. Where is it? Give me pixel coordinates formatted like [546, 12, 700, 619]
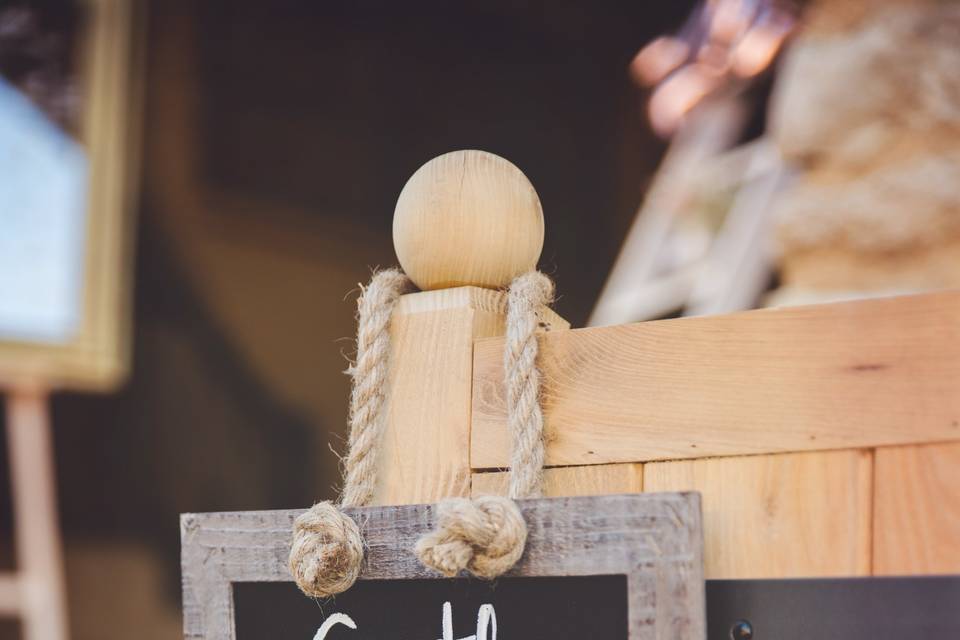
[2, 389, 69, 640]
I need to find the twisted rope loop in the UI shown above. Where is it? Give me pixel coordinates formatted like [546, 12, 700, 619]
[414, 271, 553, 578]
[289, 269, 410, 598]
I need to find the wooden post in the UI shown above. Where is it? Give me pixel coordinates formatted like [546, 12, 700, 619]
[372, 150, 568, 505]
[5, 387, 69, 640]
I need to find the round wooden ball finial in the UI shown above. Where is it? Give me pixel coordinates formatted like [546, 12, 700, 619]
[393, 150, 544, 290]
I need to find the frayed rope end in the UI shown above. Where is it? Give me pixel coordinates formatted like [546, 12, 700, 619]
[289, 501, 364, 598]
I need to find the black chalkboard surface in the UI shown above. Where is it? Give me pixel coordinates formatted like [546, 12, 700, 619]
[181, 494, 705, 640]
[235, 576, 627, 639]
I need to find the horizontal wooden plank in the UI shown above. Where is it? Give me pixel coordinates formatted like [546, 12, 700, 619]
[472, 291, 960, 468]
[472, 463, 643, 497]
[874, 442, 960, 575]
[181, 493, 704, 639]
[644, 450, 873, 579]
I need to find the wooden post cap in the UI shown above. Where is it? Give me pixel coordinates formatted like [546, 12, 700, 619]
[393, 150, 545, 290]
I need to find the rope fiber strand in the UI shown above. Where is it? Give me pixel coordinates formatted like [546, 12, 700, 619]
[504, 271, 554, 499]
[289, 269, 553, 595]
[341, 268, 412, 508]
[289, 268, 411, 598]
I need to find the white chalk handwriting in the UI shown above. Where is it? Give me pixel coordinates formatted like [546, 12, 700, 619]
[313, 602, 497, 640]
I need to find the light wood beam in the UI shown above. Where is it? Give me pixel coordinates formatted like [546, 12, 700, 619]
[473, 291, 960, 468]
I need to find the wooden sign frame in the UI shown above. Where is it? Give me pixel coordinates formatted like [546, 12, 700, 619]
[181, 493, 705, 640]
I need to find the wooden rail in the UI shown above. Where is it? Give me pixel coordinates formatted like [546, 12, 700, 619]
[470, 291, 960, 579]
[472, 291, 960, 468]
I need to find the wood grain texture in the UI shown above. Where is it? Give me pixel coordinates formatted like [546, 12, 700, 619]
[644, 450, 873, 579]
[472, 463, 643, 497]
[472, 291, 960, 468]
[373, 287, 567, 505]
[181, 493, 705, 640]
[874, 442, 960, 575]
[392, 150, 544, 291]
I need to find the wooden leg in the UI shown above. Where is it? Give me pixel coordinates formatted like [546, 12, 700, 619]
[6, 389, 69, 640]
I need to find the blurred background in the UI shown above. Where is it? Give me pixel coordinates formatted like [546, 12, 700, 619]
[1, 0, 958, 637]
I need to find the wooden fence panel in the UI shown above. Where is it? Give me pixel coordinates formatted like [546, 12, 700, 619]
[644, 450, 873, 579]
[874, 442, 960, 575]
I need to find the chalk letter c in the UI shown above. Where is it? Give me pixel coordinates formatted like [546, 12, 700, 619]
[313, 613, 357, 640]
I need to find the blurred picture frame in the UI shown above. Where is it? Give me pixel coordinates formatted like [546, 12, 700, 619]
[0, 0, 142, 391]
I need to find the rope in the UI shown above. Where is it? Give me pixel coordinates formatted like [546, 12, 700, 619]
[505, 272, 553, 499]
[413, 495, 527, 579]
[342, 268, 412, 508]
[289, 269, 553, 594]
[289, 268, 410, 598]
[414, 271, 553, 577]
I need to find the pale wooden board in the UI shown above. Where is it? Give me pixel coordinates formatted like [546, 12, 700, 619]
[644, 450, 873, 579]
[374, 287, 567, 505]
[873, 442, 960, 575]
[472, 291, 960, 468]
[181, 493, 704, 640]
[472, 463, 643, 497]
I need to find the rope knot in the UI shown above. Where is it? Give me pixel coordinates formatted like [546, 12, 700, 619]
[289, 501, 364, 598]
[507, 271, 555, 312]
[414, 496, 527, 579]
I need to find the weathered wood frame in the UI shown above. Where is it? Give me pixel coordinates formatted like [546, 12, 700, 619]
[181, 493, 704, 640]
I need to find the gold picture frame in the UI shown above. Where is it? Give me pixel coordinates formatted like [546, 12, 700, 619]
[0, 0, 142, 392]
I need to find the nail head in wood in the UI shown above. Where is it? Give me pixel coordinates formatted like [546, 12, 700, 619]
[393, 150, 545, 291]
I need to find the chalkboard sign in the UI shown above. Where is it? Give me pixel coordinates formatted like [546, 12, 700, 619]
[235, 576, 628, 639]
[181, 493, 704, 639]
